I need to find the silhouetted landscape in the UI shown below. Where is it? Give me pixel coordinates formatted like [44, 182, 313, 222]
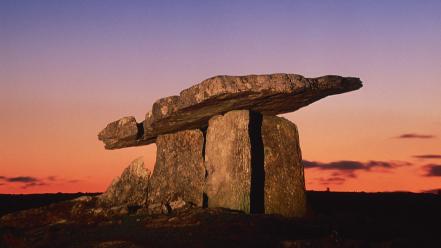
[1, 191, 440, 247]
[0, 193, 100, 216]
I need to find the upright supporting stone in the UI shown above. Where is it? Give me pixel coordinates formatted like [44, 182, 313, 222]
[148, 129, 205, 207]
[261, 116, 306, 217]
[204, 110, 252, 213]
[204, 110, 306, 217]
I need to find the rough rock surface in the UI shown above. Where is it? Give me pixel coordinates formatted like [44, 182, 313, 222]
[204, 110, 252, 213]
[204, 110, 306, 216]
[148, 129, 205, 207]
[98, 157, 150, 207]
[99, 74, 362, 149]
[98, 117, 148, 149]
[262, 115, 306, 217]
[2, 192, 439, 248]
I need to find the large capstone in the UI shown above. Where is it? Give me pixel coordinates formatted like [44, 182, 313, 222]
[98, 157, 150, 207]
[148, 129, 205, 207]
[204, 110, 253, 213]
[262, 115, 306, 217]
[99, 74, 362, 149]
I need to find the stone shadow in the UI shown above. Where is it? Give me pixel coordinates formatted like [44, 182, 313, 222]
[249, 111, 265, 214]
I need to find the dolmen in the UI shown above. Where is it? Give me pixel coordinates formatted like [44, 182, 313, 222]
[98, 73, 362, 217]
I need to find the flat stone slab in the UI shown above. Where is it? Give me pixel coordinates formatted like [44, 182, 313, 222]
[99, 73, 362, 149]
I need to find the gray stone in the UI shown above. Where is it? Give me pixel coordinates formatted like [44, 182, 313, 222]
[98, 116, 150, 149]
[98, 157, 150, 207]
[204, 110, 252, 213]
[204, 110, 306, 216]
[99, 74, 362, 149]
[262, 115, 306, 217]
[148, 129, 205, 207]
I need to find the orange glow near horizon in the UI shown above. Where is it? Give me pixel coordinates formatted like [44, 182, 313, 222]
[1, 0, 440, 194]
[1, 96, 439, 194]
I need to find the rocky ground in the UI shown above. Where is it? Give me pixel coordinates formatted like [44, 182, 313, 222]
[1, 191, 440, 248]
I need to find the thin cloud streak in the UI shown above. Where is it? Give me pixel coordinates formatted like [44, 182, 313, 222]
[303, 160, 412, 185]
[21, 182, 47, 189]
[424, 164, 441, 177]
[5, 176, 38, 183]
[303, 160, 410, 172]
[395, 133, 436, 139]
[413, 154, 441, 159]
[0, 176, 42, 189]
[0, 175, 82, 189]
[317, 176, 346, 185]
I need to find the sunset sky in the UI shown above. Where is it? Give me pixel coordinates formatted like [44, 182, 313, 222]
[1, 0, 440, 194]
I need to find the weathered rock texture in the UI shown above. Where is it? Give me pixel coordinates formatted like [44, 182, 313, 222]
[262, 115, 306, 217]
[96, 73, 363, 218]
[98, 116, 149, 149]
[204, 110, 306, 216]
[99, 74, 362, 149]
[98, 157, 150, 207]
[204, 110, 252, 213]
[148, 129, 205, 207]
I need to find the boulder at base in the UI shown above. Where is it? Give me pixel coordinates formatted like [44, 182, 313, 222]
[98, 157, 150, 207]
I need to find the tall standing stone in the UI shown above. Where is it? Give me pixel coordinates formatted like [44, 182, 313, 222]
[204, 110, 252, 213]
[148, 129, 205, 207]
[205, 110, 306, 217]
[261, 116, 306, 217]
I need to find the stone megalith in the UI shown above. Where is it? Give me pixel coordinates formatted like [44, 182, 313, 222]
[98, 157, 150, 207]
[204, 110, 253, 213]
[97, 73, 363, 217]
[98, 74, 362, 149]
[148, 129, 205, 207]
[261, 115, 306, 217]
[204, 110, 306, 216]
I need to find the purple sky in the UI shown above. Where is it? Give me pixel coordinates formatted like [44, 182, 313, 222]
[1, 0, 440, 193]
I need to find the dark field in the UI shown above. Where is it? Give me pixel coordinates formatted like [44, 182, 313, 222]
[1, 191, 440, 247]
[0, 193, 100, 217]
